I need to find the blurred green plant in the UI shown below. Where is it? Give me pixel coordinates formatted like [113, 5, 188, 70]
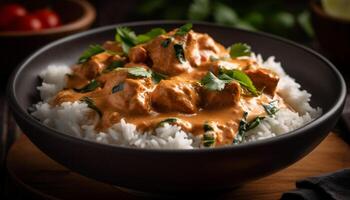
[134, 0, 314, 42]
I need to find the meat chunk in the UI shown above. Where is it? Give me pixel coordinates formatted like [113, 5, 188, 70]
[201, 81, 241, 108]
[145, 34, 191, 76]
[151, 79, 200, 114]
[128, 45, 148, 63]
[107, 78, 153, 114]
[102, 41, 123, 53]
[245, 69, 279, 96]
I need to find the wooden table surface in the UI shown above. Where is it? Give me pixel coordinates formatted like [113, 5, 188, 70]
[5, 133, 350, 200]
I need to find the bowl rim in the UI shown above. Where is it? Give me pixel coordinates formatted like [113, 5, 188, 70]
[0, 0, 96, 37]
[7, 20, 347, 154]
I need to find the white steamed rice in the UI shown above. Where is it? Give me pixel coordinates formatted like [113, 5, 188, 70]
[31, 54, 322, 149]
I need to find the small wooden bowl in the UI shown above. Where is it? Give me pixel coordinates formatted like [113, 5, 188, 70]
[0, 0, 96, 89]
[310, 0, 350, 66]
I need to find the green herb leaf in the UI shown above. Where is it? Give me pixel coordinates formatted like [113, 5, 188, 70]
[246, 116, 265, 131]
[263, 100, 279, 116]
[161, 38, 172, 48]
[188, 0, 210, 20]
[115, 27, 138, 54]
[219, 68, 259, 96]
[157, 118, 178, 127]
[74, 79, 101, 93]
[112, 83, 124, 93]
[78, 45, 105, 64]
[127, 67, 152, 78]
[80, 96, 102, 117]
[213, 2, 238, 26]
[229, 43, 252, 58]
[233, 112, 264, 144]
[174, 44, 186, 63]
[175, 23, 193, 36]
[151, 71, 167, 83]
[203, 122, 214, 132]
[203, 131, 216, 147]
[136, 28, 166, 44]
[201, 72, 227, 91]
[103, 60, 125, 73]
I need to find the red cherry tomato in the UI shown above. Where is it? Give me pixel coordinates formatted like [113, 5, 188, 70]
[33, 8, 61, 28]
[0, 4, 27, 29]
[10, 15, 43, 31]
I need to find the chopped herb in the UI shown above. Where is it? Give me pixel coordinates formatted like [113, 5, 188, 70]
[112, 83, 124, 93]
[157, 118, 178, 127]
[151, 71, 167, 83]
[203, 122, 214, 132]
[127, 67, 152, 78]
[103, 60, 125, 73]
[174, 44, 186, 63]
[115, 27, 138, 54]
[161, 38, 172, 48]
[80, 96, 102, 117]
[229, 43, 252, 58]
[233, 112, 264, 144]
[136, 28, 166, 44]
[263, 100, 279, 116]
[78, 45, 105, 64]
[175, 23, 193, 36]
[74, 79, 100, 93]
[200, 72, 228, 91]
[219, 68, 259, 96]
[203, 131, 216, 147]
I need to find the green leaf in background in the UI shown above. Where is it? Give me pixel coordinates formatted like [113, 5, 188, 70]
[297, 10, 314, 38]
[74, 79, 101, 93]
[244, 12, 264, 29]
[229, 43, 252, 58]
[188, 0, 210, 20]
[136, 28, 166, 43]
[78, 45, 105, 64]
[268, 11, 295, 35]
[213, 2, 238, 26]
[115, 27, 138, 54]
[200, 72, 227, 91]
[127, 67, 152, 78]
[175, 23, 193, 36]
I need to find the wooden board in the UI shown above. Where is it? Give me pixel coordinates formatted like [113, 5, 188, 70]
[6, 133, 350, 200]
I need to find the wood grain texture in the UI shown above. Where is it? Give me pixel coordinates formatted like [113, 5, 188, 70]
[6, 133, 350, 200]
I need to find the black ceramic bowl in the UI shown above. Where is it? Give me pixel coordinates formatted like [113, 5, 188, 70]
[7, 21, 346, 193]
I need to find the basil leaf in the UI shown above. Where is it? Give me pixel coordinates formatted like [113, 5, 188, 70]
[80, 96, 102, 117]
[203, 131, 215, 147]
[136, 28, 166, 44]
[78, 45, 105, 64]
[115, 27, 138, 54]
[112, 83, 124, 93]
[103, 60, 125, 73]
[263, 100, 279, 116]
[219, 68, 259, 96]
[174, 44, 186, 63]
[246, 116, 265, 131]
[151, 71, 167, 84]
[127, 67, 152, 78]
[229, 43, 251, 58]
[233, 112, 264, 144]
[161, 38, 172, 48]
[74, 79, 100, 93]
[203, 122, 214, 132]
[175, 23, 193, 36]
[157, 118, 178, 127]
[200, 72, 227, 91]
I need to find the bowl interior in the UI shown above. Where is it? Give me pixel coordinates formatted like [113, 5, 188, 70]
[11, 22, 343, 116]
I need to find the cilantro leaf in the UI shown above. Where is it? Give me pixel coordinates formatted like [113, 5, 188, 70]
[174, 44, 186, 63]
[80, 97, 102, 117]
[127, 67, 152, 78]
[200, 72, 227, 91]
[74, 79, 100, 93]
[78, 45, 105, 64]
[229, 43, 252, 58]
[115, 27, 138, 54]
[103, 60, 125, 73]
[219, 68, 259, 96]
[175, 23, 193, 36]
[136, 28, 166, 44]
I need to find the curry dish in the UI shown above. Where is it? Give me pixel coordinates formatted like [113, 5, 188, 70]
[51, 23, 290, 147]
